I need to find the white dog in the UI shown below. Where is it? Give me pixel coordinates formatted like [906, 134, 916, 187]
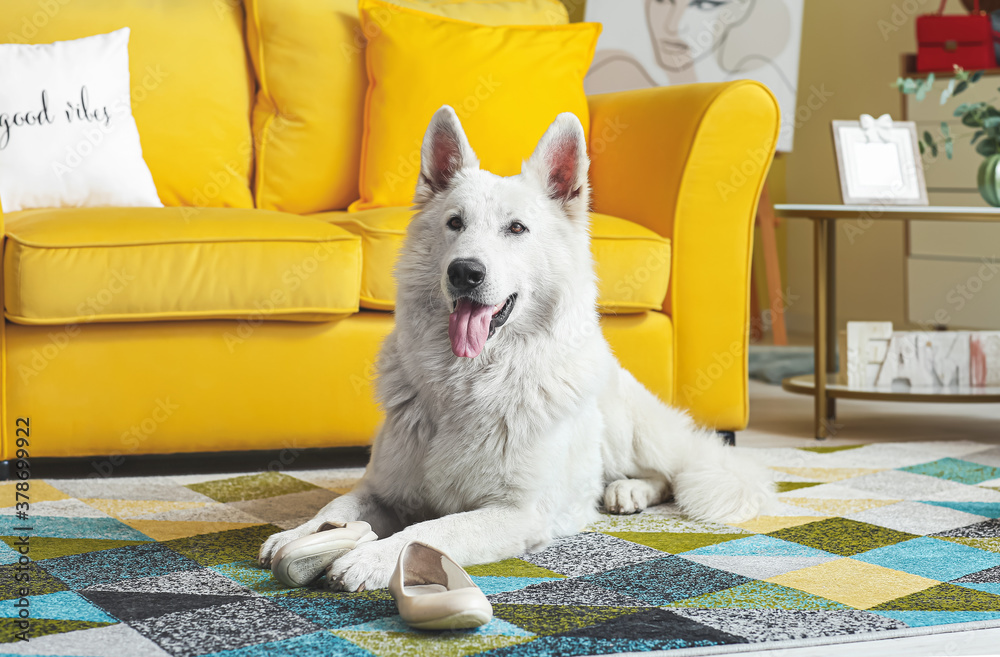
[258, 106, 774, 591]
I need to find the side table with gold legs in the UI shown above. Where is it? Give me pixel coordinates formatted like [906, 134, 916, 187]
[774, 204, 1000, 440]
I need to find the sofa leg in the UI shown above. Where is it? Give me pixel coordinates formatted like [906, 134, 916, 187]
[718, 431, 736, 447]
[0, 460, 9, 482]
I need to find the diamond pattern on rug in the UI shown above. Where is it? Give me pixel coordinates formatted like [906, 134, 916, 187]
[0, 621, 171, 655]
[39, 543, 201, 589]
[129, 597, 321, 657]
[919, 501, 1000, 518]
[519, 532, 665, 577]
[0, 591, 116, 622]
[267, 588, 398, 628]
[0, 516, 154, 541]
[0, 536, 149, 561]
[465, 558, 565, 578]
[202, 631, 372, 657]
[768, 517, 916, 556]
[491, 604, 646, 636]
[488, 577, 652, 607]
[844, 500, 989, 535]
[9, 443, 1000, 656]
[965, 446, 1000, 468]
[186, 472, 318, 503]
[582, 556, 751, 605]
[681, 555, 839, 580]
[767, 559, 938, 609]
[0, 562, 68, 600]
[668, 579, 849, 610]
[901, 458, 1000, 485]
[0, 619, 115, 645]
[872, 582, 1000, 611]
[853, 536, 1000, 581]
[668, 608, 907, 643]
[80, 590, 253, 622]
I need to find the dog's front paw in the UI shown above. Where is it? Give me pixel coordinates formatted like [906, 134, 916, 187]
[325, 539, 402, 592]
[604, 478, 659, 515]
[258, 521, 322, 567]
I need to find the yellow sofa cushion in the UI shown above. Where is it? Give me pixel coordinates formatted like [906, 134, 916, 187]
[4, 208, 361, 325]
[319, 208, 670, 313]
[245, 0, 568, 215]
[0, 0, 254, 209]
[352, 0, 600, 210]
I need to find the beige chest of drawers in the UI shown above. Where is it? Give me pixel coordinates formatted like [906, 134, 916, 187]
[904, 71, 1000, 329]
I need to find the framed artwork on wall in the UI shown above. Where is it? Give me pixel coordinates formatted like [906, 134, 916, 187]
[583, 0, 804, 152]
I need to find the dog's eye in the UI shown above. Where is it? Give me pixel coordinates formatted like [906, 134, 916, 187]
[509, 222, 527, 235]
[447, 215, 463, 231]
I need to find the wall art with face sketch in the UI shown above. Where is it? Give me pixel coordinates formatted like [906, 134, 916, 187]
[584, 0, 804, 152]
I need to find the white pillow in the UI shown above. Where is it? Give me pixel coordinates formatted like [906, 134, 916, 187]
[0, 28, 162, 213]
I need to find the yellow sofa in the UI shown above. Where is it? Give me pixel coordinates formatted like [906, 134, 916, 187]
[0, 0, 778, 462]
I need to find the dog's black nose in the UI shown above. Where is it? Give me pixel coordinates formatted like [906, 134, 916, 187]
[448, 258, 486, 291]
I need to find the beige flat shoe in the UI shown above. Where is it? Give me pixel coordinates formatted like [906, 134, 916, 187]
[271, 520, 377, 588]
[388, 541, 492, 630]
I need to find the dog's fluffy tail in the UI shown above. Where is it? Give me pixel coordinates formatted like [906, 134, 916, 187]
[669, 429, 775, 524]
[633, 402, 776, 524]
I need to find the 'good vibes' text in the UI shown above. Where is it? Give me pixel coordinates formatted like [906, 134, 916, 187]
[0, 87, 113, 150]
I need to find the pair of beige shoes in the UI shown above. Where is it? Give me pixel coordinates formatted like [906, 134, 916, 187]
[270, 521, 492, 630]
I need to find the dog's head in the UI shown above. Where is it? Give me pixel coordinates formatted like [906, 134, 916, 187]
[398, 106, 594, 359]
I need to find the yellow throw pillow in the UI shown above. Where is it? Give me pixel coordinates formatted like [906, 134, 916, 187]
[246, 0, 569, 215]
[352, 0, 600, 210]
[385, 0, 567, 24]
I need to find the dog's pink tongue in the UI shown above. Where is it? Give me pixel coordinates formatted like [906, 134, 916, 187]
[448, 299, 492, 358]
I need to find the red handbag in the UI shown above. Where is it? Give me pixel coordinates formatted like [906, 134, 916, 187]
[917, 0, 996, 72]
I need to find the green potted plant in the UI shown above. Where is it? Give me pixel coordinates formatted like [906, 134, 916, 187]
[894, 68, 1000, 206]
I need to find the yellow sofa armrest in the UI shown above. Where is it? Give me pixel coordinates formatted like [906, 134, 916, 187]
[587, 81, 779, 430]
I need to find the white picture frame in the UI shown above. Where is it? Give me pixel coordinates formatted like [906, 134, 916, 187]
[832, 120, 928, 206]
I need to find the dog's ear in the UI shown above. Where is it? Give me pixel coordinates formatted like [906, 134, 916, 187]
[523, 113, 590, 219]
[414, 106, 480, 205]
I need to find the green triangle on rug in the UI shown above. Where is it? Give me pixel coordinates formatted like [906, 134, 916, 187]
[0, 619, 112, 644]
[604, 532, 746, 554]
[492, 603, 647, 635]
[186, 471, 320, 503]
[333, 629, 532, 657]
[798, 444, 866, 454]
[1, 537, 147, 561]
[872, 583, 1000, 611]
[465, 558, 565, 578]
[668, 580, 850, 610]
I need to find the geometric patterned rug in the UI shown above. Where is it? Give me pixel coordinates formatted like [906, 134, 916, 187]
[3, 440, 1000, 656]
